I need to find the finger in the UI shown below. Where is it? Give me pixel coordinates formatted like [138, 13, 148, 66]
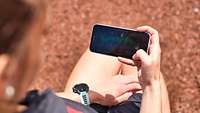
[120, 83, 142, 94]
[136, 26, 160, 48]
[115, 92, 133, 103]
[126, 83, 142, 91]
[118, 57, 136, 66]
[133, 49, 149, 64]
[118, 75, 139, 84]
[136, 26, 158, 37]
[118, 57, 141, 71]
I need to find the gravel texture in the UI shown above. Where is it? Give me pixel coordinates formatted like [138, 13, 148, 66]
[31, 0, 200, 112]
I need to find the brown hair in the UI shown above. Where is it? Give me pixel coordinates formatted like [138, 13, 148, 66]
[0, 0, 46, 112]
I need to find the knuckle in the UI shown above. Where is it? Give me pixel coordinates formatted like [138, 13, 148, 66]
[136, 49, 143, 54]
[143, 25, 150, 28]
[154, 30, 159, 34]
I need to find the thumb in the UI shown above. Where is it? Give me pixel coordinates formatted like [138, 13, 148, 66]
[132, 49, 149, 63]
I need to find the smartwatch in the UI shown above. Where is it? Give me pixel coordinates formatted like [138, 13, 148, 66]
[72, 83, 90, 105]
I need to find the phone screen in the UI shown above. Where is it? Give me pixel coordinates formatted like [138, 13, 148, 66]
[90, 24, 150, 59]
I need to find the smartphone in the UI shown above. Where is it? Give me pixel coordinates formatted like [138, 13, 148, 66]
[89, 24, 150, 59]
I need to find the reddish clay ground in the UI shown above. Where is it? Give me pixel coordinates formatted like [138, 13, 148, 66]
[31, 0, 200, 113]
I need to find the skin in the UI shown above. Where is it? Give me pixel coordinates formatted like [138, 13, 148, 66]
[0, 0, 46, 113]
[0, 0, 170, 112]
[118, 26, 171, 113]
[57, 50, 142, 106]
[58, 26, 170, 113]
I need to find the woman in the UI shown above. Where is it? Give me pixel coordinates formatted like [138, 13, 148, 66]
[58, 26, 171, 113]
[0, 0, 170, 113]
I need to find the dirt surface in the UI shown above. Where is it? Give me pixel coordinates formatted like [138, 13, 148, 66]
[31, 0, 200, 113]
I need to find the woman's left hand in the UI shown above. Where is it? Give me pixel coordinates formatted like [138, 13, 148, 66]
[90, 74, 142, 106]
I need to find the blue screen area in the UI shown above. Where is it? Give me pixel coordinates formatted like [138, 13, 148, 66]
[90, 25, 150, 59]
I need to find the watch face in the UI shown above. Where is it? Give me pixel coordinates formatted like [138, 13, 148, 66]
[72, 83, 89, 94]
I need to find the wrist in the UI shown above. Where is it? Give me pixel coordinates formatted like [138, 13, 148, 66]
[62, 91, 97, 104]
[143, 80, 161, 92]
[88, 90, 103, 104]
[143, 71, 161, 86]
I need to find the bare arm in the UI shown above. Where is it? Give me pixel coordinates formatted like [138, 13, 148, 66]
[139, 73, 171, 113]
[140, 80, 161, 113]
[160, 73, 171, 113]
[140, 73, 170, 113]
[118, 26, 170, 113]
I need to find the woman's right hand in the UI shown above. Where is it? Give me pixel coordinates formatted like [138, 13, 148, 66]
[118, 26, 161, 88]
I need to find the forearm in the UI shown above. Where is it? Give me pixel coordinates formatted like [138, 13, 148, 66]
[160, 73, 171, 113]
[140, 81, 161, 113]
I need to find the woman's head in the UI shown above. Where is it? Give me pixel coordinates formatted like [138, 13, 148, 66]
[0, 0, 46, 108]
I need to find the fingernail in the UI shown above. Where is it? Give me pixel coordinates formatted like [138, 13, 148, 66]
[132, 54, 136, 59]
[118, 57, 122, 60]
